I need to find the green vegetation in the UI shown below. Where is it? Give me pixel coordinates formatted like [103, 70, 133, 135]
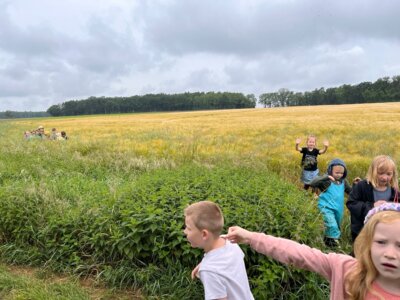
[0, 111, 49, 119]
[47, 92, 256, 116]
[0, 264, 90, 300]
[0, 119, 332, 299]
[3, 102, 397, 299]
[259, 75, 400, 107]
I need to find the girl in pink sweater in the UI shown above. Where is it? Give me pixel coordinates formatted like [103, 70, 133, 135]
[225, 203, 400, 300]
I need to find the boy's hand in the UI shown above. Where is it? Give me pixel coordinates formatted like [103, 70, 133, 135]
[323, 140, 329, 147]
[352, 177, 361, 184]
[295, 138, 301, 144]
[223, 226, 252, 245]
[191, 263, 200, 280]
[328, 175, 335, 182]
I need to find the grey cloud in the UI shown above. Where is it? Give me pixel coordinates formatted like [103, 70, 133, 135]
[0, 0, 399, 111]
[0, 1, 150, 104]
[139, 0, 400, 56]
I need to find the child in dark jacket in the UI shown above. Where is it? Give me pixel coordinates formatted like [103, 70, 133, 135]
[346, 155, 399, 241]
[310, 158, 352, 247]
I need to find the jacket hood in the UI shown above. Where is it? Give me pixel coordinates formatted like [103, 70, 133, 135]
[327, 158, 347, 180]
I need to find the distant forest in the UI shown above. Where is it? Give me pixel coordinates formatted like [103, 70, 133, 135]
[2, 75, 399, 118]
[0, 111, 49, 119]
[47, 92, 256, 116]
[259, 75, 400, 107]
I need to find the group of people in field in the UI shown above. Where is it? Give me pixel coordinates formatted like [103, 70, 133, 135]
[24, 125, 68, 141]
[297, 135, 398, 248]
[183, 134, 400, 300]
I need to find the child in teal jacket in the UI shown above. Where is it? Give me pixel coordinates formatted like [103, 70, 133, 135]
[310, 158, 352, 247]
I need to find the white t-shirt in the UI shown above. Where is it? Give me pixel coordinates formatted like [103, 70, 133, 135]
[199, 240, 254, 300]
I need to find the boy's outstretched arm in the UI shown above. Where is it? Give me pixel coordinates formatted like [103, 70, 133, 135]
[319, 140, 329, 154]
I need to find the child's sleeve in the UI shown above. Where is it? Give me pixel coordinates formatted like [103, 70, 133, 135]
[310, 174, 330, 191]
[344, 179, 352, 194]
[200, 271, 227, 300]
[249, 233, 336, 280]
[346, 183, 372, 220]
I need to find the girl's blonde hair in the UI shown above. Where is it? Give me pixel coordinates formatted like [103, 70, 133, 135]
[345, 210, 400, 300]
[365, 155, 398, 189]
[306, 134, 317, 143]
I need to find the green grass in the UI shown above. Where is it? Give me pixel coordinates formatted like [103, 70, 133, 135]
[4, 104, 395, 299]
[0, 264, 90, 300]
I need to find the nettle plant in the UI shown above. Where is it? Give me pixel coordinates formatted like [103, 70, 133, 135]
[0, 164, 327, 299]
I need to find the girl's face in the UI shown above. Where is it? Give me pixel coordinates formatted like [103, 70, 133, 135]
[306, 137, 316, 149]
[376, 167, 394, 187]
[371, 220, 400, 286]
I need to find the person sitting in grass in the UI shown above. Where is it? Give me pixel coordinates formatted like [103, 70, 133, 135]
[295, 134, 329, 190]
[24, 131, 31, 139]
[50, 128, 58, 140]
[37, 125, 46, 139]
[310, 158, 353, 248]
[223, 202, 400, 300]
[184, 201, 254, 300]
[60, 131, 69, 140]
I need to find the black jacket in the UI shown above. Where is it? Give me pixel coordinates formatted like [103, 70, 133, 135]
[346, 179, 397, 241]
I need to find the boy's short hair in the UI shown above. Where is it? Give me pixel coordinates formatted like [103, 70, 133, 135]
[184, 201, 224, 236]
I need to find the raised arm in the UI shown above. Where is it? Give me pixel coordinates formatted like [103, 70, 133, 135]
[295, 138, 302, 152]
[319, 140, 329, 154]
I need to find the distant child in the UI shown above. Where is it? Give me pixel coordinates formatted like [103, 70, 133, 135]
[50, 128, 58, 140]
[347, 155, 399, 241]
[37, 125, 46, 139]
[224, 202, 400, 300]
[295, 135, 329, 190]
[60, 131, 69, 140]
[310, 159, 352, 247]
[24, 131, 31, 139]
[184, 201, 254, 300]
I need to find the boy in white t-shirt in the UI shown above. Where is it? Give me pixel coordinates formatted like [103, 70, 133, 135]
[184, 201, 254, 300]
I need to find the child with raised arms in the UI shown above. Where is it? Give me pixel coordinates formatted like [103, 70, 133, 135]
[224, 202, 400, 300]
[295, 134, 329, 190]
[184, 201, 254, 300]
[347, 155, 399, 241]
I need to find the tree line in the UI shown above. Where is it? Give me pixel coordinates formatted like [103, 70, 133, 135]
[259, 75, 400, 107]
[47, 92, 256, 116]
[0, 111, 50, 119]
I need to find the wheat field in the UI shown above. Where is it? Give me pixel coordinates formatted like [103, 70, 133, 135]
[11, 102, 400, 184]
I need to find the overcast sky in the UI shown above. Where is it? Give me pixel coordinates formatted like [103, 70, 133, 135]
[1, 0, 399, 111]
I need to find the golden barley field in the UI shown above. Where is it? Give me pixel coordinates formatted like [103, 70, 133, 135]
[9, 102, 400, 185]
[11, 103, 398, 169]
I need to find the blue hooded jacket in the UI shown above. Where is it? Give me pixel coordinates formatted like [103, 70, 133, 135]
[310, 158, 352, 193]
[327, 158, 347, 181]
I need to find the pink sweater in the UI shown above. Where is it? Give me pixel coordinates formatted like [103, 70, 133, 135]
[249, 233, 400, 300]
